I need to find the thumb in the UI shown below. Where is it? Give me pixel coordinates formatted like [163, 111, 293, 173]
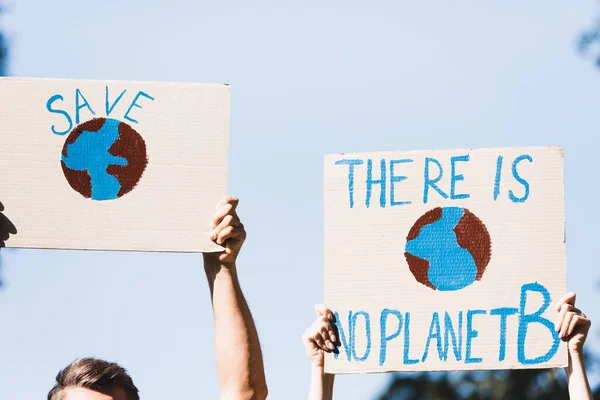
[314, 304, 333, 320]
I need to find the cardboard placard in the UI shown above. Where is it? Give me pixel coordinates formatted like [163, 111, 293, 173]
[0, 77, 229, 252]
[324, 146, 567, 374]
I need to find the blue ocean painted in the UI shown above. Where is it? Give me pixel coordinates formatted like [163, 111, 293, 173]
[405, 207, 477, 291]
[61, 118, 128, 201]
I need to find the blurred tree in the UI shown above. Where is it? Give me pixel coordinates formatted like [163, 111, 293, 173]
[579, 18, 600, 68]
[0, 3, 8, 288]
[377, 351, 599, 399]
[0, 4, 7, 76]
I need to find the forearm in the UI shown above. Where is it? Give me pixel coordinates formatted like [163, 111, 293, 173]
[565, 353, 593, 400]
[204, 255, 267, 400]
[309, 366, 334, 400]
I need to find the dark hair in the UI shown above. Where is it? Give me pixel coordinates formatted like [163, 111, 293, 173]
[47, 357, 139, 400]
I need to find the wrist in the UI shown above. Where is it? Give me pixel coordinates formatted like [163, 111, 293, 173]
[569, 351, 585, 367]
[568, 347, 585, 365]
[203, 253, 237, 271]
[311, 364, 325, 374]
[566, 349, 585, 377]
[311, 365, 335, 384]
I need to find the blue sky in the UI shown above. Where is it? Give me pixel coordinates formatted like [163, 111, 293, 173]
[1, 1, 600, 399]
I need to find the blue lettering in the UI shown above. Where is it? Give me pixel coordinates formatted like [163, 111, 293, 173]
[390, 159, 413, 206]
[335, 159, 364, 208]
[124, 91, 155, 124]
[379, 309, 403, 366]
[491, 307, 518, 361]
[442, 311, 463, 362]
[366, 159, 386, 208]
[509, 154, 533, 203]
[465, 309, 486, 363]
[518, 282, 560, 364]
[105, 86, 127, 116]
[423, 157, 448, 203]
[422, 312, 442, 362]
[493, 155, 503, 201]
[351, 311, 371, 362]
[46, 94, 73, 135]
[450, 155, 470, 200]
[403, 312, 419, 364]
[75, 89, 96, 124]
[333, 311, 353, 361]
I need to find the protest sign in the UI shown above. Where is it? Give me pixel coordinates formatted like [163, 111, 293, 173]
[324, 146, 567, 373]
[0, 77, 229, 252]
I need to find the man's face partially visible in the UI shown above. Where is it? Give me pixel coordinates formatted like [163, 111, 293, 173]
[62, 387, 128, 400]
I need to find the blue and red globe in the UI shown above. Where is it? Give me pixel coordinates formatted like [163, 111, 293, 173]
[60, 118, 148, 201]
[405, 207, 491, 291]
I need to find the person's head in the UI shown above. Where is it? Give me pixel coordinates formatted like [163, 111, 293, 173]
[47, 358, 139, 400]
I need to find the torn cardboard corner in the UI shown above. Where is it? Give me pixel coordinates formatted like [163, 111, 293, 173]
[0, 77, 230, 253]
[324, 146, 567, 374]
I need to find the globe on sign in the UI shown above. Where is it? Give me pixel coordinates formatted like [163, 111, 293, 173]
[404, 207, 491, 291]
[60, 118, 148, 201]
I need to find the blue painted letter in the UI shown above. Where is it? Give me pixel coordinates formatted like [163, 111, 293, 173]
[366, 159, 386, 208]
[124, 91, 155, 124]
[46, 94, 73, 135]
[75, 89, 96, 124]
[351, 311, 371, 362]
[450, 155, 470, 200]
[518, 282, 560, 364]
[379, 309, 403, 366]
[493, 155, 503, 200]
[466, 309, 486, 363]
[105, 86, 127, 116]
[509, 154, 532, 203]
[335, 159, 364, 208]
[422, 312, 442, 362]
[442, 311, 463, 362]
[424, 157, 448, 203]
[390, 159, 413, 206]
[490, 307, 518, 361]
[403, 312, 419, 364]
[333, 311, 353, 361]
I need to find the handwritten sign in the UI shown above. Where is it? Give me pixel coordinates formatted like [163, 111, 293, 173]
[0, 77, 230, 252]
[324, 146, 567, 373]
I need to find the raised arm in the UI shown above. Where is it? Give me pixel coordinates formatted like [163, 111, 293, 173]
[204, 197, 268, 400]
[555, 292, 593, 400]
[302, 304, 337, 400]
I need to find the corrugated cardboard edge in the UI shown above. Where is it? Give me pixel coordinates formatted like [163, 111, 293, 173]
[3, 244, 225, 253]
[325, 359, 568, 375]
[324, 144, 565, 159]
[0, 76, 231, 88]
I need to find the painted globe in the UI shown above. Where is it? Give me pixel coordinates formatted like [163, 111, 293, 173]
[404, 207, 491, 291]
[60, 118, 148, 200]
